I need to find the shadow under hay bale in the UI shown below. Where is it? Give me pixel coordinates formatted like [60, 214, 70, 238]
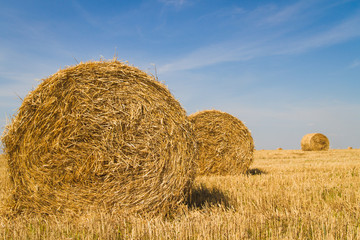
[189, 110, 254, 176]
[301, 133, 329, 151]
[1, 60, 196, 216]
[246, 168, 267, 175]
[187, 184, 232, 209]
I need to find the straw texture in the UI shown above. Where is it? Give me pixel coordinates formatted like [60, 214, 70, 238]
[189, 110, 254, 175]
[301, 133, 329, 151]
[1, 60, 196, 216]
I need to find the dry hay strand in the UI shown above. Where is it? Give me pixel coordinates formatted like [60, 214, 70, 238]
[188, 110, 254, 175]
[1, 59, 196, 216]
[301, 133, 329, 151]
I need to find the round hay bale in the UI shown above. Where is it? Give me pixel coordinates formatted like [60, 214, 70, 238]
[188, 110, 254, 175]
[1, 60, 196, 216]
[277, 148, 283, 150]
[301, 133, 329, 151]
[348, 146, 353, 150]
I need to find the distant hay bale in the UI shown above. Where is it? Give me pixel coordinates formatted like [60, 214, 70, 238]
[301, 133, 329, 151]
[277, 148, 283, 150]
[348, 147, 353, 150]
[1, 60, 196, 216]
[188, 110, 254, 175]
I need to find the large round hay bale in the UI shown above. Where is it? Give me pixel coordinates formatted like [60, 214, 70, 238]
[301, 133, 329, 151]
[188, 110, 254, 175]
[1, 60, 195, 216]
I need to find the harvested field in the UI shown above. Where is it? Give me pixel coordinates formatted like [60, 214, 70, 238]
[1, 149, 359, 239]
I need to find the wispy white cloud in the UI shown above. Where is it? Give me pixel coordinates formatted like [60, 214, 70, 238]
[349, 59, 360, 68]
[159, 6, 360, 73]
[261, 0, 314, 25]
[197, 6, 246, 21]
[159, 39, 267, 73]
[158, 0, 188, 8]
[277, 13, 360, 54]
[72, 1, 104, 30]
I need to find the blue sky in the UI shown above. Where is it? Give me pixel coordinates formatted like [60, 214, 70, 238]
[1, 0, 360, 149]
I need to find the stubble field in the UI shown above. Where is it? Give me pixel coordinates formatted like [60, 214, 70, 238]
[1, 149, 359, 239]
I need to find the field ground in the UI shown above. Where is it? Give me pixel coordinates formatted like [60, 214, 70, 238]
[1, 149, 359, 239]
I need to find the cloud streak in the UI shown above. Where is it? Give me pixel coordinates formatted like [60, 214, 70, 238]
[349, 59, 360, 68]
[277, 13, 360, 54]
[159, 4, 360, 73]
[261, 0, 315, 25]
[158, 0, 187, 7]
